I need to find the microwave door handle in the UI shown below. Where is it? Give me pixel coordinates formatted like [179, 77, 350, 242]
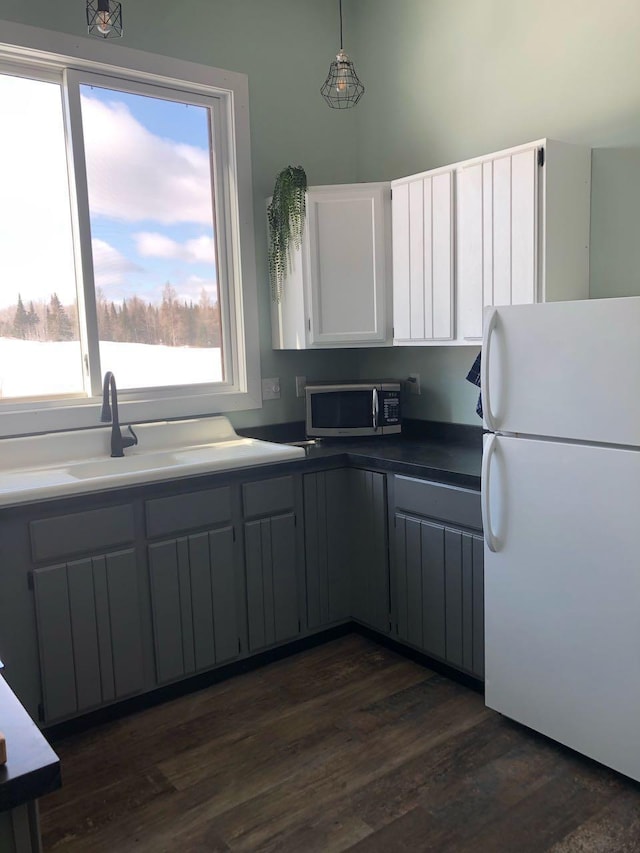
[372, 388, 379, 431]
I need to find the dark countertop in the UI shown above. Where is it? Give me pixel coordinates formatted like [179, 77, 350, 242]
[237, 420, 483, 491]
[0, 674, 60, 812]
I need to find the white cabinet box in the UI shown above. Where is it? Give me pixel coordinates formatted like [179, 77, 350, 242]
[391, 138, 591, 346]
[271, 183, 392, 349]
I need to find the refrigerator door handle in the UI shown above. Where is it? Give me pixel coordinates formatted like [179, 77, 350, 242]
[482, 309, 499, 432]
[482, 433, 499, 552]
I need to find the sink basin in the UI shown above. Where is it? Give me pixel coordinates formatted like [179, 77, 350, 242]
[0, 417, 305, 506]
[68, 452, 180, 479]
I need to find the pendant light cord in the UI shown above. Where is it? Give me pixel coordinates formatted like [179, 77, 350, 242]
[339, 0, 344, 49]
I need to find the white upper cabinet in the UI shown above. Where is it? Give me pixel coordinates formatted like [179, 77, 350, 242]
[271, 183, 392, 349]
[458, 140, 591, 341]
[392, 168, 455, 344]
[392, 138, 591, 346]
[271, 139, 590, 350]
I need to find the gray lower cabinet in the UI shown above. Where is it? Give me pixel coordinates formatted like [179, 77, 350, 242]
[350, 469, 390, 633]
[148, 526, 240, 684]
[244, 513, 300, 650]
[242, 475, 302, 651]
[391, 475, 484, 678]
[303, 468, 389, 633]
[303, 469, 351, 629]
[32, 548, 146, 722]
[394, 516, 484, 677]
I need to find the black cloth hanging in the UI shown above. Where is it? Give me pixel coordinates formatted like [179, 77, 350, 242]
[465, 351, 483, 419]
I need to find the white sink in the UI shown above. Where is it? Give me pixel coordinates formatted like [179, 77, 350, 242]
[0, 417, 305, 506]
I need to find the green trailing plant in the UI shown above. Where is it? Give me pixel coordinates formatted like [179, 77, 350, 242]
[267, 165, 307, 302]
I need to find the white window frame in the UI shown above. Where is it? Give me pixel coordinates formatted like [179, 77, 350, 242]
[0, 20, 261, 438]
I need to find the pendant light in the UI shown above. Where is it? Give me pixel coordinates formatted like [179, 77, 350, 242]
[320, 0, 364, 109]
[87, 0, 123, 39]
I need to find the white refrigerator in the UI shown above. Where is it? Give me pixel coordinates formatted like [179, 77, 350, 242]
[481, 295, 640, 783]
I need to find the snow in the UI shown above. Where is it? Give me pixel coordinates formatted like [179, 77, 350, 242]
[0, 338, 223, 399]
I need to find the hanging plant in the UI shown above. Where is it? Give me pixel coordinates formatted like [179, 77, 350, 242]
[267, 165, 307, 302]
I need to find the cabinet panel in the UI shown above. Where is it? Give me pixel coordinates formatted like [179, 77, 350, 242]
[271, 182, 392, 349]
[145, 487, 232, 539]
[244, 513, 299, 651]
[459, 146, 538, 341]
[148, 540, 185, 683]
[392, 170, 454, 344]
[351, 470, 389, 633]
[32, 566, 77, 722]
[394, 514, 484, 677]
[66, 559, 102, 711]
[103, 550, 145, 699]
[30, 504, 134, 563]
[303, 470, 350, 630]
[148, 525, 239, 684]
[394, 475, 482, 531]
[242, 476, 295, 519]
[33, 548, 145, 722]
[308, 185, 391, 346]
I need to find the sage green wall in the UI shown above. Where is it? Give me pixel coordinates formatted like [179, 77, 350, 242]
[351, 0, 640, 424]
[6, 1, 640, 427]
[0, 0, 364, 427]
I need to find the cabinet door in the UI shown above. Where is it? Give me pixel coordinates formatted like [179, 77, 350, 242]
[303, 470, 351, 629]
[351, 470, 390, 633]
[306, 184, 391, 346]
[244, 513, 300, 651]
[33, 549, 145, 722]
[392, 169, 455, 343]
[394, 515, 484, 677]
[458, 146, 538, 340]
[148, 526, 239, 685]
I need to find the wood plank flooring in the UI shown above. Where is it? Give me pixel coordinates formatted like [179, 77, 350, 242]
[39, 635, 640, 852]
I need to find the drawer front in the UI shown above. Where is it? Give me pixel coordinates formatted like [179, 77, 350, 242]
[394, 475, 482, 531]
[146, 487, 232, 539]
[30, 505, 135, 563]
[242, 476, 295, 519]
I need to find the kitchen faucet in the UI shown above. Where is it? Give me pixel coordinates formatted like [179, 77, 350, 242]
[100, 371, 138, 458]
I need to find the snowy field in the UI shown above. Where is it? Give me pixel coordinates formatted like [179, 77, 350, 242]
[0, 338, 223, 399]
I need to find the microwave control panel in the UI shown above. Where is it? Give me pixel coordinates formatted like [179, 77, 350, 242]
[381, 391, 401, 425]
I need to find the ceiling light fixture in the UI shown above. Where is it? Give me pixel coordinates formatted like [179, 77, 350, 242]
[87, 0, 123, 39]
[320, 0, 364, 109]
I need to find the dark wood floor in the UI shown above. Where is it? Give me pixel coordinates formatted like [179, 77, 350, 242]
[39, 635, 640, 852]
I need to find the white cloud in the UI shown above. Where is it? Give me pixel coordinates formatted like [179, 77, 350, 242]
[81, 95, 214, 225]
[92, 238, 143, 288]
[134, 232, 216, 263]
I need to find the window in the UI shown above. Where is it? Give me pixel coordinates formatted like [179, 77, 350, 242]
[0, 23, 259, 436]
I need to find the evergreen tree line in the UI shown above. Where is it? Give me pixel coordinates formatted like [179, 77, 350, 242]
[0, 293, 76, 341]
[0, 284, 221, 348]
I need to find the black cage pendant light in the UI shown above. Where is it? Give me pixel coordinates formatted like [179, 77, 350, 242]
[321, 0, 364, 109]
[87, 0, 123, 39]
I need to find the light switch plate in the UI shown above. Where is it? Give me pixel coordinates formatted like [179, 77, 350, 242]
[295, 376, 306, 398]
[262, 377, 281, 400]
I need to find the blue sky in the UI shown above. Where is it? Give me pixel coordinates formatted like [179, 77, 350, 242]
[81, 84, 219, 307]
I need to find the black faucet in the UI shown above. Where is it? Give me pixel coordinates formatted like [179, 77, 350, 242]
[100, 371, 138, 457]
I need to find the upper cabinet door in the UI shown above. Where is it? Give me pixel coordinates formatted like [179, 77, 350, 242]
[458, 146, 538, 341]
[306, 184, 391, 346]
[271, 183, 392, 349]
[392, 169, 455, 344]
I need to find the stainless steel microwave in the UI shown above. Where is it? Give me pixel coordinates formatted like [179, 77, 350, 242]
[305, 382, 401, 438]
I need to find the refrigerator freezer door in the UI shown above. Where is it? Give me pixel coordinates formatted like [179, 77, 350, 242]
[482, 296, 640, 446]
[483, 433, 640, 782]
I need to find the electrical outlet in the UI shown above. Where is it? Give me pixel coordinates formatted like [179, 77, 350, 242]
[407, 373, 421, 395]
[261, 377, 281, 400]
[295, 376, 306, 398]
